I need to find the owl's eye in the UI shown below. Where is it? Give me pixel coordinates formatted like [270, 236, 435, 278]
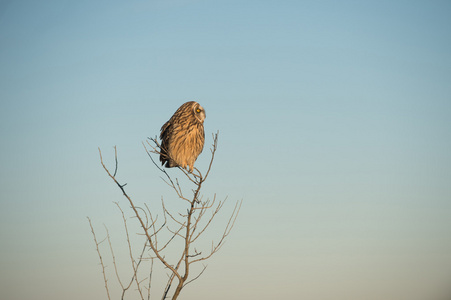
[196, 108, 201, 113]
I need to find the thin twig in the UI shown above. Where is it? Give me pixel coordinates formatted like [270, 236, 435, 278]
[104, 224, 125, 291]
[183, 265, 208, 288]
[87, 217, 111, 300]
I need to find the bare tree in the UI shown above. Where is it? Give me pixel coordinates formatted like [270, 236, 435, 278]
[89, 133, 242, 300]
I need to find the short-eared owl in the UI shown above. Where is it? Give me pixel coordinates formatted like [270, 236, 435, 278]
[159, 101, 206, 172]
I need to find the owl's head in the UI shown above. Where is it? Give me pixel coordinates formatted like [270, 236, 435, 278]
[193, 102, 206, 123]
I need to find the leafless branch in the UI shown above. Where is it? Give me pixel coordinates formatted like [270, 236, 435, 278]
[190, 199, 242, 264]
[115, 202, 148, 300]
[104, 224, 125, 291]
[91, 131, 242, 300]
[98, 147, 182, 282]
[87, 217, 111, 300]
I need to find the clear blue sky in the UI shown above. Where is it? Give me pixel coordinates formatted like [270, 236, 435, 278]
[1, 1, 451, 299]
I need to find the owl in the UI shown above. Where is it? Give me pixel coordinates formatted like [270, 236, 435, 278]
[159, 101, 206, 172]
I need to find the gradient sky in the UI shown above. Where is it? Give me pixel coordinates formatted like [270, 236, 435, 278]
[1, 1, 451, 299]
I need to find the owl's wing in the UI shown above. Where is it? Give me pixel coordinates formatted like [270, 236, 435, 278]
[160, 120, 171, 140]
[159, 120, 172, 165]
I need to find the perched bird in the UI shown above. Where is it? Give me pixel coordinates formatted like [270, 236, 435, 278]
[159, 101, 206, 172]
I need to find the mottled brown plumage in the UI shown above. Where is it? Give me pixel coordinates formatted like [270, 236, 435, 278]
[159, 101, 206, 172]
